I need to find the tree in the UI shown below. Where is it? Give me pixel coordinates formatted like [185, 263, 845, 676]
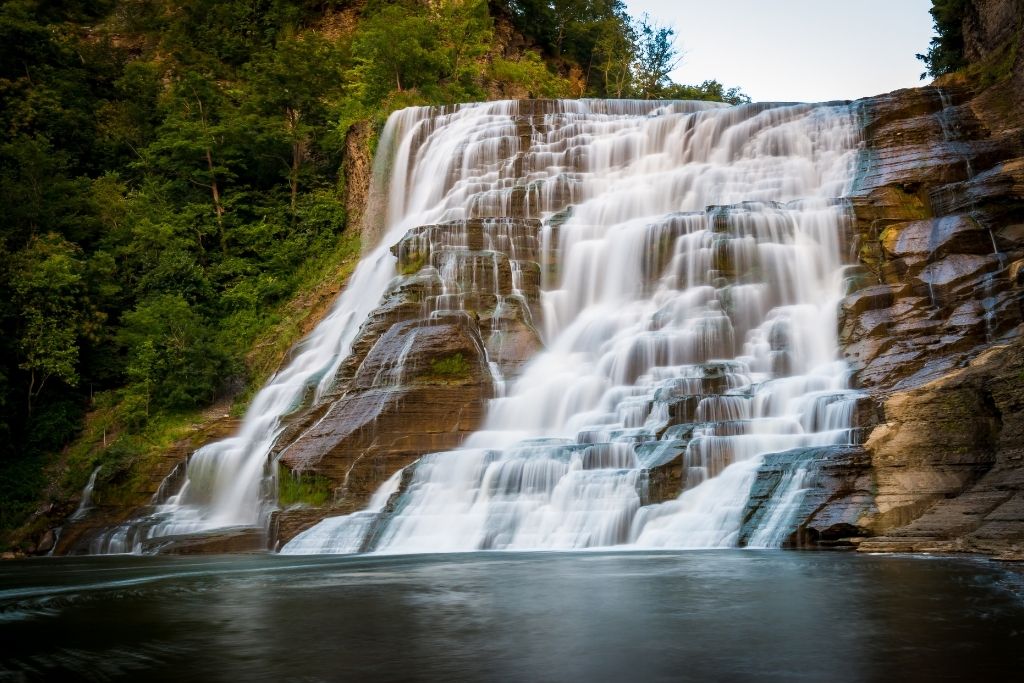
[490, 51, 571, 98]
[632, 14, 681, 99]
[917, 0, 969, 78]
[351, 1, 443, 102]
[143, 71, 243, 250]
[9, 234, 86, 416]
[118, 294, 227, 411]
[434, 0, 494, 98]
[592, 11, 636, 97]
[244, 35, 346, 212]
[662, 80, 750, 105]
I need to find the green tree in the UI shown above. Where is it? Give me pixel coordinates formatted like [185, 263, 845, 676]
[9, 234, 86, 416]
[243, 35, 346, 212]
[632, 14, 680, 99]
[351, 1, 443, 103]
[118, 294, 227, 411]
[917, 0, 969, 78]
[663, 80, 750, 105]
[591, 11, 636, 97]
[434, 0, 494, 98]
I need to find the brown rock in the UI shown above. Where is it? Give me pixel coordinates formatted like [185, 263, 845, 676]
[857, 339, 1024, 556]
[140, 527, 268, 554]
[343, 120, 373, 233]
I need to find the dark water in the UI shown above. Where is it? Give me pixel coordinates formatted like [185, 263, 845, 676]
[1, 551, 1022, 682]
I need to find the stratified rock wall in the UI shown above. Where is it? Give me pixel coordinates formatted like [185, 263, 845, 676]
[834, 1, 1024, 556]
[272, 216, 547, 545]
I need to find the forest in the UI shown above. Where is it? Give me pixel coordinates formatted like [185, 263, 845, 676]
[0, 0, 749, 545]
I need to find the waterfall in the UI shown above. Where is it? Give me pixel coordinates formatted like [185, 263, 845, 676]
[282, 98, 864, 555]
[70, 466, 101, 522]
[90, 103, 549, 552]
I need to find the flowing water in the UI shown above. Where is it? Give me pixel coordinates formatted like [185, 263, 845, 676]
[2, 553, 1022, 681]
[285, 98, 864, 554]
[95, 99, 865, 554]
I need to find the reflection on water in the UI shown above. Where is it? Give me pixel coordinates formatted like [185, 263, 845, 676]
[1, 552, 1022, 681]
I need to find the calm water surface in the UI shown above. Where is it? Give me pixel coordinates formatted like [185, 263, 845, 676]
[1, 551, 1022, 682]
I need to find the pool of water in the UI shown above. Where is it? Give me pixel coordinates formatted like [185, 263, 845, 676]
[1, 551, 1022, 681]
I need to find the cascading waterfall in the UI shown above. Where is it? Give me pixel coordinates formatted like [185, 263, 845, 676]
[92, 102, 549, 552]
[283, 98, 865, 555]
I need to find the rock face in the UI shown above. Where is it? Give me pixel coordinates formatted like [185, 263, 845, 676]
[842, 85, 1024, 392]
[343, 120, 373, 234]
[857, 340, 1024, 556]
[272, 217, 545, 545]
[54, 415, 240, 555]
[738, 446, 876, 547]
[819, 3, 1024, 557]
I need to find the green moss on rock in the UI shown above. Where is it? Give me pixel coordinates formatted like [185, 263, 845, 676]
[277, 467, 333, 507]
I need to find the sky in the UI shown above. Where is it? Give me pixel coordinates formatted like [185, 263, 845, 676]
[625, 0, 936, 103]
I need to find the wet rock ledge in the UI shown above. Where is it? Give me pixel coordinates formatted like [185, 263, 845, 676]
[744, 1, 1024, 557]
[270, 217, 548, 545]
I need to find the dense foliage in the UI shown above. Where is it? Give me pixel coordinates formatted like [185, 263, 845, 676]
[0, 0, 746, 543]
[917, 0, 969, 78]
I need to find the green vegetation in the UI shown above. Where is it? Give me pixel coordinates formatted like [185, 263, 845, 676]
[0, 0, 748, 547]
[917, 0, 970, 79]
[428, 353, 473, 379]
[277, 466, 333, 507]
[398, 251, 428, 276]
[916, 0, 1020, 91]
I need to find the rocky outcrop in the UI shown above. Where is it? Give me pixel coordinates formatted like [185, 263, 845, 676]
[271, 217, 545, 545]
[739, 446, 876, 547]
[842, 85, 1024, 392]
[343, 120, 373, 233]
[857, 339, 1024, 557]
[52, 415, 240, 555]
[139, 526, 268, 555]
[821, 3, 1024, 557]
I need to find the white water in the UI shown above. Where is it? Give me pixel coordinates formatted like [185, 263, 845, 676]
[278, 468, 403, 555]
[92, 102, 562, 552]
[282, 98, 865, 555]
[70, 466, 101, 522]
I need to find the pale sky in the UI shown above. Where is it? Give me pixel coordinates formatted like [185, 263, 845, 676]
[626, 0, 936, 103]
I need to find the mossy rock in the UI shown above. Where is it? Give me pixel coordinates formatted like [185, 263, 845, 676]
[419, 353, 473, 381]
[278, 466, 333, 507]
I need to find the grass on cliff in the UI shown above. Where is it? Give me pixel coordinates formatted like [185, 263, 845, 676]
[236, 232, 363, 413]
[417, 353, 474, 383]
[277, 467, 334, 508]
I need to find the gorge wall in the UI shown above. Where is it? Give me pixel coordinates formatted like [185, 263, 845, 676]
[743, 0, 1024, 556]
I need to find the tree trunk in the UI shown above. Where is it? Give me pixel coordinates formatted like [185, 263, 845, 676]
[287, 108, 302, 214]
[195, 95, 226, 252]
[205, 147, 226, 251]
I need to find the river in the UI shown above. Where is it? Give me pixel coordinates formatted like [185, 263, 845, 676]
[2, 551, 1022, 681]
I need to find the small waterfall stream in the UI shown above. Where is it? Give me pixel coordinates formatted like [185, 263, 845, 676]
[281, 98, 864, 554]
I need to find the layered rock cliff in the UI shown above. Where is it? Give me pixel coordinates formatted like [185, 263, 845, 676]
[740, 0, 1024, 557]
